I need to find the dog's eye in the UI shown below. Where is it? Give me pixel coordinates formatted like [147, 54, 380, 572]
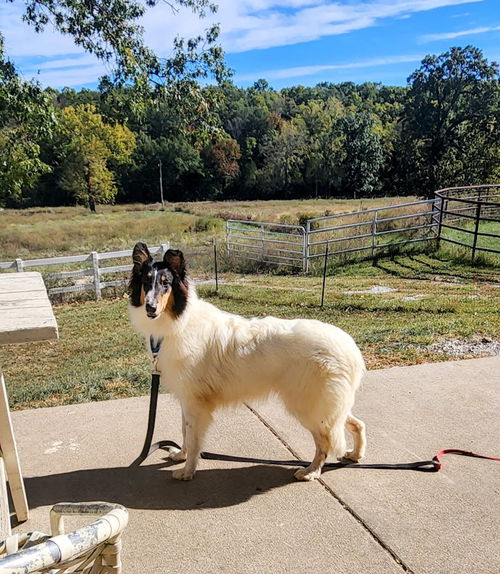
[147, 272, 152, 278]
[161, 276, 169, 284]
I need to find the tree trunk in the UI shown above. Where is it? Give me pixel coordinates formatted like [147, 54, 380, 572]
[84, 163, 96, 212]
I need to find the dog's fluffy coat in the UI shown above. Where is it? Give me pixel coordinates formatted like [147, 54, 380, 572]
[129, 243, 366, 481]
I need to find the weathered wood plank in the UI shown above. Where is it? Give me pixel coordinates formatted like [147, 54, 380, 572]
[0, 273, 59, 345]
[0, 456, 10, 538]
[0, 369, 29, 527]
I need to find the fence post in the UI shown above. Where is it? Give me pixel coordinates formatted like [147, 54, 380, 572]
[430, 198, 439, 237]
[320, 241, 329, 308]
[304, 221, 310, 273]
[260, 223, 265, 263]
[15, 259, 24, 272]
[159, 243, 170, 258]
[471, 201, 482, 262]
[371, 211, 378, 258]
[436, 195, 445, 249]
[213, 239, 219, 293]
[91, 251, 101, 300]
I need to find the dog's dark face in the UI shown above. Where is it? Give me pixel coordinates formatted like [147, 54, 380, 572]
[129, 242, 188, 319]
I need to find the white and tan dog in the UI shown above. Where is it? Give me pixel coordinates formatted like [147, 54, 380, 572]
[129, 243, 366, 481]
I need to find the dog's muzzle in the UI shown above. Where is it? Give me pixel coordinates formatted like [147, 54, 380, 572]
[145, 303, 158, 318]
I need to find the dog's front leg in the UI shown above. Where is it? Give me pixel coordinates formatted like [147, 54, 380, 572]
[168, 409, 187, 462]
[172, 404, 212, 481]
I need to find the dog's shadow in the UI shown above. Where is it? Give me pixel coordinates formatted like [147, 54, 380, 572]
[24, 460, 296, 512]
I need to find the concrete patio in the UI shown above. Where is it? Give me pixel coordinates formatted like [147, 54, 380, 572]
[9, 357, 500, 574]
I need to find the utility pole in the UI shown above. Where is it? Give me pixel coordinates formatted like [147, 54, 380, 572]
[158, 159, 164, 209]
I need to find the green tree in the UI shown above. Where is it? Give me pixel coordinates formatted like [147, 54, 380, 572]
[294, 97, 344, 197]
[202, 136, 241, 198]
[1, 1, 229, 206]
[402, 46, 499, 197]
[0, 34, 55, 206]
[7, 0, 229, 141]
[55, 104, 136, 210]
[126, 132, 204, 202]
[260, 119, 306, 197]
[339, 110, 384, 199]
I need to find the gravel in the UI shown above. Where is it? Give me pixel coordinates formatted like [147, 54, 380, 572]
[425, 337, 500, 357]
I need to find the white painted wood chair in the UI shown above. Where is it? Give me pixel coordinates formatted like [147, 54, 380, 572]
[0, 502, 128, 574]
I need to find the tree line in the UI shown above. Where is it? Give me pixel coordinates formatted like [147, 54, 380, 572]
[1, 43, 498, 209]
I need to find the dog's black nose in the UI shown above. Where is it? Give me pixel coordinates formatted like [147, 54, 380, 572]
[146, 303, 157, 316]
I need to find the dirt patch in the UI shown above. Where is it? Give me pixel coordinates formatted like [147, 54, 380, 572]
[402, 294, 427, 301]
[345, 285, 397, 295]
[425, 337, 500, 357]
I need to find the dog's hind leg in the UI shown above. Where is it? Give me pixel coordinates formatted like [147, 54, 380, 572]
[342, 413, 366, 462]
[294, 428, 333, 481]
[282, 387, 347, 481]
[172, 404, 213, 481]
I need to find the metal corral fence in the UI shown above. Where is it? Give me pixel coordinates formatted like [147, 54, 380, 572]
[434, 184, 500, 261]
[305, 199, 438, 270]
[225, 220, 307, 270]
[0, 244, 170, 300]
[227, 199, 439, 271]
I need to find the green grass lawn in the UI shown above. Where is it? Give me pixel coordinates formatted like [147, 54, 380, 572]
[1, 252, 498, 411]
[440, 220, 500, 265]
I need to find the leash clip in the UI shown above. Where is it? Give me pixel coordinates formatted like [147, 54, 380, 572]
[149, 336, 164, 376]
[431, 456, 442, 471]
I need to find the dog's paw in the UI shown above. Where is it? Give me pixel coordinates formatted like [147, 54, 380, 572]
[294, 467, 321, 481]
[340, 450, 362, 463]
[166, 447, 187, 462]
[172, 467, 195, 481]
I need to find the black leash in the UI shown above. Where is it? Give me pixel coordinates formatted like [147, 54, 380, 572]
[130, 370, 180, 466]
[130, 338, 498, 473]
[130, 354, 437, 471]
[130, 337, 174, 467]
[199, 448, 438, 472]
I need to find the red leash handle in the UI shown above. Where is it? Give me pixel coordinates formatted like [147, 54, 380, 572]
[432, 449, 500, 470]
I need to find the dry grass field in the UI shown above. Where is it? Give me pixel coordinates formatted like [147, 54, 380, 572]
[173, 196, 421, 223]
[0, 197, 418, 260]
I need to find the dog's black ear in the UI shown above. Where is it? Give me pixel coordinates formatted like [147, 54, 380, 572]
[164, 249, 188, 316]
[129, 242, 151, 307]
[164, 249, 186, 280]
[132, 242, 152, 270]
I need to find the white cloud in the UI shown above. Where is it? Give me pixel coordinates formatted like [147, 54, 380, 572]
[21, 55, 109, 88]
[214, 0, 484, 53]
[0, 3, 82, 57]
[235, 53, 423, 81]
[419, 25, 500, 43]
[0, 0, 486, 87]
[26, 64, 108, 89]
[2, 1, 485, 58]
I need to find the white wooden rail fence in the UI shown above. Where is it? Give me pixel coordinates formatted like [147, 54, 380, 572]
[0, 243, 170, 300]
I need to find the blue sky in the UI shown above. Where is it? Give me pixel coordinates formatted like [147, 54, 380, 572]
[1, 0, 499, 90]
